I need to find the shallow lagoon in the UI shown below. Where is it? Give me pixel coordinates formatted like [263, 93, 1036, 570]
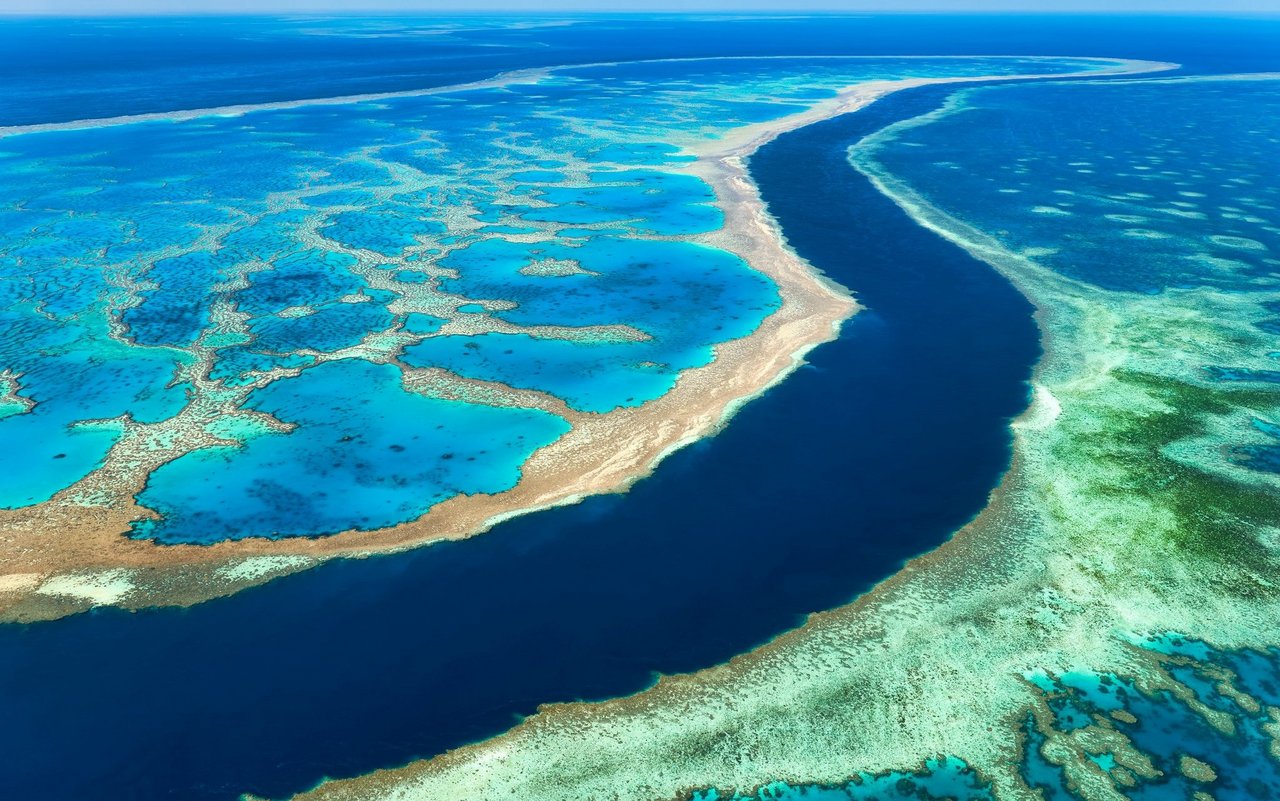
[3, 12, 1280, 801]
[0, 54, 1099, 540]
[0, 48, 1109, 799]
[135, 360, 570, 543]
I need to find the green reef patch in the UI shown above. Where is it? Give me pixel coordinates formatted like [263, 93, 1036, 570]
[278, 73, 1280, 801]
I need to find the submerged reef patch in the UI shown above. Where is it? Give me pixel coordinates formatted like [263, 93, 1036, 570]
[275, 73, 1280, 801]
[0, 55, 1129, 618]
[693, 757, 994, 801]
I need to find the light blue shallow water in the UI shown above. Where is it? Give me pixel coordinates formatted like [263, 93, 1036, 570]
[407, 236, 775, 412]
[1022, 636, 1280, 801]
[7, 15, 1280, 801]
[0, 54, 1102, 541]
[133, 360, 570, 542]
[693, 756, 993, 801]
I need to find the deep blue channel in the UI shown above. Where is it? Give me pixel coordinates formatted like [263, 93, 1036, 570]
[0, 84, 1039, 801]
[5, 15, 1279, 801]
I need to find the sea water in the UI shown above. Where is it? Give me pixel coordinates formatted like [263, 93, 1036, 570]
[0, 46, 1094, 541]
[3, 13, 1280, 801]
[846, 61, 1280, 801]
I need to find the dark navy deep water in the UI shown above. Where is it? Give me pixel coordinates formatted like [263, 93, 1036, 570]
[0, 85, 1039, 801]
[3, 13, 1280, 126]
[3, 14, 1280, 801]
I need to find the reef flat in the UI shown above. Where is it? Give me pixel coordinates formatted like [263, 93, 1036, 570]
[276, 73, 1280, 801]
[0, 56, 1146, 621]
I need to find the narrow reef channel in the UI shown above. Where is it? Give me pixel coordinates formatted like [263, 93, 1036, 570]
[0, 83, 1041, 801]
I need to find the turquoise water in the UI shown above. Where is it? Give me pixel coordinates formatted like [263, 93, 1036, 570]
[134, 360, 569, 542]
[693, 757, 993, 801]
[1023, 636, 1280, 801]
[0, 55, 1102, 541]
[407, 236, 775, 412]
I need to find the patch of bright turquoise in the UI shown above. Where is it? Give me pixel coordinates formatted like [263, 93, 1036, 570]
[0, 53, 1109, 538]
[692, 756, 992, 801]
[134, 360, 570, 543]
[439, 237, 777, 331]
[408, 236, 779, 412]
[0, 320, 187, 508]
[406, 333, 690, 413]
[1021, 636, 1280, 800]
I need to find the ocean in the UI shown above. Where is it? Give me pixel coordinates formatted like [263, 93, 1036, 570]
[1, 13, 1279, 801]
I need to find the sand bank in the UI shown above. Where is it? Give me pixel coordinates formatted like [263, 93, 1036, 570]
[0, 58, 1172, 622]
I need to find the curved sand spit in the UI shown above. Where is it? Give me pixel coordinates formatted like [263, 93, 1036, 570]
[0, 56, 1173, 622]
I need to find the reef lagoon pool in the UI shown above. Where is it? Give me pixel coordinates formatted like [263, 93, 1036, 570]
[3, 12, 1280, 801]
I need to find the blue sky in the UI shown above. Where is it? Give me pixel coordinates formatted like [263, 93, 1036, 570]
[3, 0, 1279, 12]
